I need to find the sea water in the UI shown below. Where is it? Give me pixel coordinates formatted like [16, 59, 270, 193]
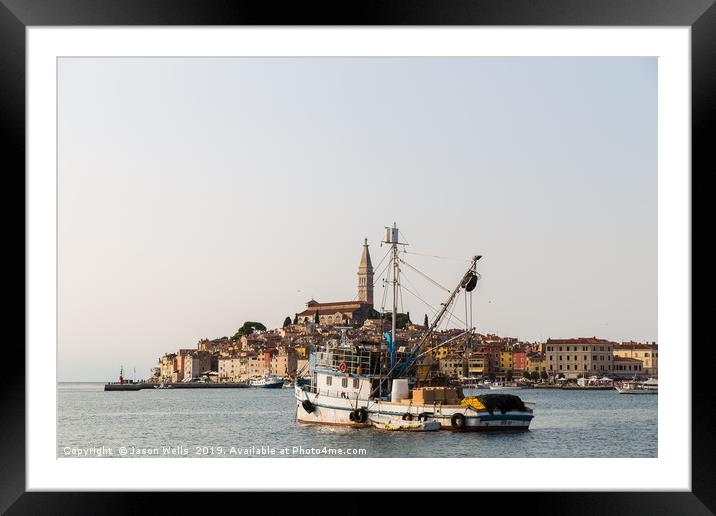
[57, 383, 657, 458]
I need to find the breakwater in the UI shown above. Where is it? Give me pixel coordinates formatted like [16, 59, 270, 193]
[104, 382, 250, 391]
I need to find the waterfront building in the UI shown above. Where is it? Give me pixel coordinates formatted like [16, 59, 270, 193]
[218, 357, 243, 382]
[270, 351, 298, 377]
[499, 350, 513, 373]
[526, 352, 547, 375]
[184, 352, 212, 381]
[612, 356, 645, 378]
[158, 353, 176, 383]
[294, 240, 376, 325]
[465, 353, 488, 377]
[172, 351, 195, 382]
[613, 342, 658, 377]
[512, 351, 527, 373]
[545, 337, 614, 379]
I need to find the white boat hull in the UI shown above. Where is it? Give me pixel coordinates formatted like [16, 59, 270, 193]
[295, 387, 533, 431]
[615, 387, 657, 394]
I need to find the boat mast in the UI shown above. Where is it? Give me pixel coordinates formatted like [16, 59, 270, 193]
[391, 229, 398, 369]
[384, 223, 404, 371]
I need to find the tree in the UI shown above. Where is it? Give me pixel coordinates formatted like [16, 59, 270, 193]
[522, 370, 531, 379]
[283, 316, 292, 328]
[423, 314, 429, 328]
[382, 312, 411, 329]
[506, 369, 513, 381]
[540, 369, 548, 380]
[293, 314, 298, 325]
[314, 311, 320, 324]
[232, 321, 267, 340]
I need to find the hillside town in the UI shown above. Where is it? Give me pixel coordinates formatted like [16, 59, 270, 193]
[149, 240, 657, 386]
[151, 318, 657, 385]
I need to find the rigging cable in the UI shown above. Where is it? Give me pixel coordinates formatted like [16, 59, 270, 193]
[399, 258, 451, 293]
[401, 271, 439, 316]
[399, 266, 469, 328]
[380, 266, 391, 317]
[402, 250, 471, 263]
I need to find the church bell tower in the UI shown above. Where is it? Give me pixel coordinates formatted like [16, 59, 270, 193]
[357, 238, 374, 305]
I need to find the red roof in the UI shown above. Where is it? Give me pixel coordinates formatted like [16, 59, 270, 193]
[546, 337, 613, 345]
[296, 301, 367, 317]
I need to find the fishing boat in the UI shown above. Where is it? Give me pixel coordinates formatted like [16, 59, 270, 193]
[249, 374, 284, 389]
[615, 378, 658, 394]
[294, 224, 534, 432]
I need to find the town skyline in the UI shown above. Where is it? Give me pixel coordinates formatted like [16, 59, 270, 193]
[58, 57, 656, 381]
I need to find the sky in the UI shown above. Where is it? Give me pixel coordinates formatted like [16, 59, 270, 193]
[58, 57, 657, 381]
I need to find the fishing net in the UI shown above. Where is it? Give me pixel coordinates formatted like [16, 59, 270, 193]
[473, 394, 528, 415]
[460, 397, 486, 411]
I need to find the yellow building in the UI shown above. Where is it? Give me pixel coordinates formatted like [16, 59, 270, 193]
[545, 337, 614, 379]
[526, 353, 546, 375]
[499, 351, 513, 372]
[613, 342, 658, 377]
[465, 354, 488, 376]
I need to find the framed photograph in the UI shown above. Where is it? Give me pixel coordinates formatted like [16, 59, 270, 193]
[5, 0, 711, 512]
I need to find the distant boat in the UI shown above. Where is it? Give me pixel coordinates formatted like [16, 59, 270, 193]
[249, 375, 284, 389]
[615, 378, 657, 394]
[489, 383, 510, 390]
[154, 383, 173, 389]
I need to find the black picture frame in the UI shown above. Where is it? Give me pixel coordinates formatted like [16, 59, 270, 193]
[2, 0, 711, 513]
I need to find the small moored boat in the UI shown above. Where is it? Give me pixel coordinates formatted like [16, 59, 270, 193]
[249, 374, 284, 389]
[615, 378, 658, 394]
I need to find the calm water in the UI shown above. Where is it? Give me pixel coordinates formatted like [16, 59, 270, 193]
[58, 383, 657, 458]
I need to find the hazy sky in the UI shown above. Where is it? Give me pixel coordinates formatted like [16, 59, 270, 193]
[58, 57, 656, 381]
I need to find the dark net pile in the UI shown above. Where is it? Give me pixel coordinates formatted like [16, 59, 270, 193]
[475, 394, 528, 415]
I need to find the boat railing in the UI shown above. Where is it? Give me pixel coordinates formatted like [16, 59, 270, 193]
[299, 383, 374, 401]
[313, 349, 376, 376]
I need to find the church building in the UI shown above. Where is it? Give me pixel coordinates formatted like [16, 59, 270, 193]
[295, 239, 376, 325]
